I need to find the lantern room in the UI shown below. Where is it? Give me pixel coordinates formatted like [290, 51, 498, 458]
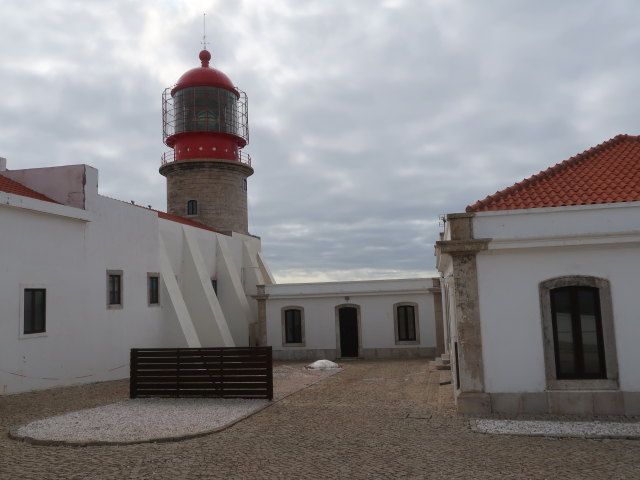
[162, 50, 249, 163]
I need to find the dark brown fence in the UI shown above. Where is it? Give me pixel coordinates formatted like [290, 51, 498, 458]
[130, 347, 272, 400]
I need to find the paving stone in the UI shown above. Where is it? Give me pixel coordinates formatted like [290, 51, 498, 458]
[1, 359, 639, 479]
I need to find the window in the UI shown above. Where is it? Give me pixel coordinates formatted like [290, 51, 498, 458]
[24, 288, 46, 334]
[211, 279, 218, 295]
[394, 302, 420, 344]
[242, 178, 247, 192]
[550, 286, 605, 379]
[187, 200, 198, 215]
[281, 307, 305, 346]
[148, 273, 160, 306]
[539, 276, 618, 390]
[107, 270, 123, 308]
[397, 305, 416, 341]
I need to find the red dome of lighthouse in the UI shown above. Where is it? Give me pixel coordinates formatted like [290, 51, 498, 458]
[172, 50, 238, 97]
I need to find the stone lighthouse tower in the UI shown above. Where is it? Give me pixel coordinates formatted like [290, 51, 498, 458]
[160, 49, 253, 235]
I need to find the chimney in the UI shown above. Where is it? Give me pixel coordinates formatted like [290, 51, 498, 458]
[0, 157, 6, 171]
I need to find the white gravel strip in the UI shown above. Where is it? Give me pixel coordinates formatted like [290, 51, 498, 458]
[11, 398, 268, 446]
[472, 419, 640, 439]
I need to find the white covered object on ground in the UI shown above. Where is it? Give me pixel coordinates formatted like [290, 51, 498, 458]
[306, 360, 341, 370]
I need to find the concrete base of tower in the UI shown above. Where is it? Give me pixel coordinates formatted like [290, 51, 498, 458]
[160, 158, 254, 235]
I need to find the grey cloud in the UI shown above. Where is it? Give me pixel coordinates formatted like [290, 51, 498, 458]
[3, 1, 640, 281]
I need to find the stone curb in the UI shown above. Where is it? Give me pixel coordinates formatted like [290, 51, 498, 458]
[8, 367, 344, 448]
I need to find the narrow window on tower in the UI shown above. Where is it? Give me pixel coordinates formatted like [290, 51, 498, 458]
[148, 273, 160, 306]
[187, 200, 198, 215]
[242, 178, 247, 192]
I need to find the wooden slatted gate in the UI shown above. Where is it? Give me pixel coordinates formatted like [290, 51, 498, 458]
[130, 347, 273, 400]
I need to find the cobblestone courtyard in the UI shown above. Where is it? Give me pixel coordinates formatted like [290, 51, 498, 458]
[2, 359, 639, 479]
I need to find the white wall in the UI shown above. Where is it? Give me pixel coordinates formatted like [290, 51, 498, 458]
[1, 166, 265, 394]
[265, 279, 438, 356]
[474, 203, 640, 393]
[0, 194, 173, 394]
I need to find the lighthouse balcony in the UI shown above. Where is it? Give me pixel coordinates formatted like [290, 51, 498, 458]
[161, 150, 251, 166]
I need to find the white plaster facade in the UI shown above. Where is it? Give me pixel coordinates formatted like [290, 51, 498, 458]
[260, 278, 443, 360]
[0, 163, 273, 394]
[437, 202, 640, 415]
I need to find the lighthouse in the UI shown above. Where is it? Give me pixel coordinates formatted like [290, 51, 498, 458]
[159, 49, 253, 235]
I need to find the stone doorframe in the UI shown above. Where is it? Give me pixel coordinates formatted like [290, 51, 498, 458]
[335, 303, 363, 358]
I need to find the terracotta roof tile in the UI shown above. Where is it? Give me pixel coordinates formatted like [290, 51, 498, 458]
[114, 199, 225, 234]
[467, 134, 640, 212]
[0, 174, 59, 204]
[157, 210, 224, 234]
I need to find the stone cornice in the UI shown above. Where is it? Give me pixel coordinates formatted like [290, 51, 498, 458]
[435, 238, 491, 255]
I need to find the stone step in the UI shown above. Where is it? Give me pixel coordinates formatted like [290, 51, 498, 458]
[432, 355, 451, 371]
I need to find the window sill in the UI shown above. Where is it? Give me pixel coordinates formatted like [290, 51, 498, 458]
[546, 379, 619, 391]
[20, 332, 47, 340]
[395, 340, 420, 345]
[283, 343, 306, 348]
[107, 304, 123, 310]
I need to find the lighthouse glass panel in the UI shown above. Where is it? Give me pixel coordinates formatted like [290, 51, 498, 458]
[173, 87, 238, 135]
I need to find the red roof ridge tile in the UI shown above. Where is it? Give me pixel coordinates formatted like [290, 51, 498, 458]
[466, 134, 640, 212]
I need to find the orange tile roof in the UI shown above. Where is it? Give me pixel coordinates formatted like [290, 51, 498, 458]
[115, 199, 225, 234]
[157, 210, 224, 234]
[467, 134, 640, 212]
[0, 174, 226, 234]
[0, 174, 59, 204]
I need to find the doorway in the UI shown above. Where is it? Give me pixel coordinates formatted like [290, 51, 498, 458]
[338, 306, 359, 358]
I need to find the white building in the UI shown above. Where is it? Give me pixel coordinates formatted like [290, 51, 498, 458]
[0, 160, 273, 394]
[436, 134, 640, 415]
[258, 278, 443, 360]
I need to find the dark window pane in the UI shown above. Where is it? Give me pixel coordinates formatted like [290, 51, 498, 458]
[24, 290, 33, 332]
[578, 289, 603, 376]
[397, 305, 416, 341]
[24, 288, 46, 334]
[187, 200, 197, 215]
[555, 311, 575, 376]
[109, 275, 121, 305]
[33, 290, 46, 332]
[285, 309, 302, 343]
[149, 276, 159, 304]
[551, 286, 605, 379]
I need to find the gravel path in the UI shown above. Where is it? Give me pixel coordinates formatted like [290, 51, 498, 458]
[473, 419, 640, 439]
[10, 398, 269, 445]
[8, 362, 339, 446]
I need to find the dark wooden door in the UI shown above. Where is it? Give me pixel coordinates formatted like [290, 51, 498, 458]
[339, 307, 359, 357]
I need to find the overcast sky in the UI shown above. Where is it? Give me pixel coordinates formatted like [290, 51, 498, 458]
[2, 0, 640, 282]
